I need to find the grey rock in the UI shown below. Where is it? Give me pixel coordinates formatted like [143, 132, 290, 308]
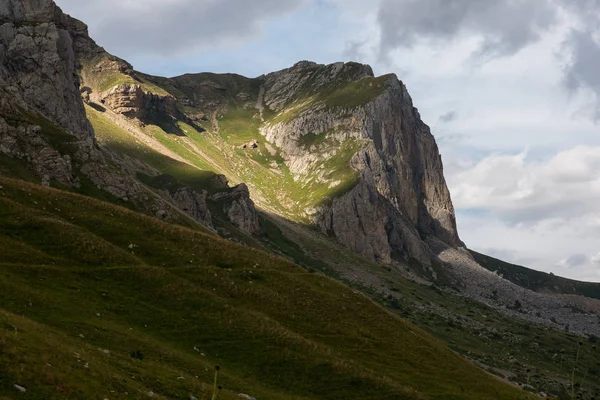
[210, 183, 261, 235]
[0, 1, 216, 229]
[432, 239, 600, 336]
[260, 61, 462, 265]
[155, 209, 167, 219]
[100, 84, 181, 122]
[238, 139, 258, 149]
[13, 384, 26, 393]
[171, 186, 212, 226]
[320, 181, 431, 265]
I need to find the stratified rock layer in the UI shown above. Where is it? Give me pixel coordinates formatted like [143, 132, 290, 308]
[260, 61, 462, 264]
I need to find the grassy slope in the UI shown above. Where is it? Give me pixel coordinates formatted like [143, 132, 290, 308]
[471, 250, 600, 300]
[0, 177, 535, 400]
[137, 69, 372, 221]
[86, 105, 218, 192]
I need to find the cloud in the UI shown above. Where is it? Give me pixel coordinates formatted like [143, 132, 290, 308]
[448, 146, 600, 281]
[373, 0, 600, 121]
[376, 0, 557, 62]
[557, 253, 588, 268]
[563, 28, 600, 120]
[449, 146, 600, 226]
[343, 39, 368, 62]
[55, 0, 307, 57]
[439, 110, 458, 123]
[456, 210, 600, 282]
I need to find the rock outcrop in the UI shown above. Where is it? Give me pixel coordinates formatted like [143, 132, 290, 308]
[171, 186, 212, 226]
[100, 84, 181, 124]
[209, 183, 262, 235]
[0, 0, 94, 185]
[259, 61, 462, 265]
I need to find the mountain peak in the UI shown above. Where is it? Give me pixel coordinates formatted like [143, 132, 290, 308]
[281, 60, 375, 79]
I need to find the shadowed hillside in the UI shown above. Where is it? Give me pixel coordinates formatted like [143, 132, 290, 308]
[0, 177, 535, 399]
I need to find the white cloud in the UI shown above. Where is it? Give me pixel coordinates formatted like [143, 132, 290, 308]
[449, 146, 600, 225]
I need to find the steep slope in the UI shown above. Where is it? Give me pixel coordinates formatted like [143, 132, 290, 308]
[0, 177, 534, 400]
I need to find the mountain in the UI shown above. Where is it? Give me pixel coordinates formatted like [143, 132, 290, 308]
[76, 49, 463, 267]
[471, 250, 600, 300]
[1, 0, 462, 267]
[1, 1, 600, 399]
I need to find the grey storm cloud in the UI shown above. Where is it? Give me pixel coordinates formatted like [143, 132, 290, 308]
[55, 0, 306, 56]
[564, 28, 600, 119]
[375, 0, 600, 118]
[376, 0, 557, 61]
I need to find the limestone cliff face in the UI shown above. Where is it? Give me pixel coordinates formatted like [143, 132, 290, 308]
[0, 0, 213, 226]
[209, 183, 261, 235]
[101, 84, 181, 122]
[0, 0, 93, 185]
[260, 62, 463, 264]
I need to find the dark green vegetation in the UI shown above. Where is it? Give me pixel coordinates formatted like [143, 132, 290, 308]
[392, 284, 600, 399]
[471, 251, 600, 300]
[0, 177, 537, 400]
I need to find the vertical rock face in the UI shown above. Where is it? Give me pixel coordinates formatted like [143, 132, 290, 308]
[209, 183, 262, 235]
[171, 187, 212, 226]
[0, 0, 215, 227]
[259, 62, 463, 264]
[100, 84, 181, 122]
[0, 0, 94, 186]
[0, 0, 92, 140]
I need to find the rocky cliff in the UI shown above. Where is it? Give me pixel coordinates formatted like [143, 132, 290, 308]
[79, 58, 463, 263]
[0, 0, 261, 234]
[0, 0, 93, 186]
[259, 61, 463, 265]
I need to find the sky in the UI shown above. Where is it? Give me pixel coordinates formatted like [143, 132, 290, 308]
[55, 0, 600, 282]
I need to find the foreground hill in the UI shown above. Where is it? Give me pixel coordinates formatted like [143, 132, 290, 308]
[0, 177, 532, 400]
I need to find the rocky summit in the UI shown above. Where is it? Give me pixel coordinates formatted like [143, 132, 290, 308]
[1, 1, 600, 399]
